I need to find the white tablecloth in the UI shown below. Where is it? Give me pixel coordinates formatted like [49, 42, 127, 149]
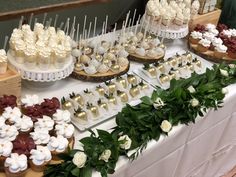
[21, 39, 236, 177]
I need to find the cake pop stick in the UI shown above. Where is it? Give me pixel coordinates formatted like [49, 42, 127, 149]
[82, 15, 87, 40]
[42, 13, 47, 26]
[48, 18, 52, 27]
[124, 11, 130, 29]
[104, 15, 108, 34]
[79, 34, 82, 49]
[140, 12, 146, 32]
[54, 14, 59, 28]
[131, 9, 137, 32]
[93, 17, 97, 37]
[59, 22, 64, 30]
[45, 21, 50, 29]
[64, 18, 70, 33]
[66, 18, 70, 35]
[18, 16, 24, 29]
[113, 23, 117, 46]
[87, 22, 92, 39]
[143, 16, 150, 41]
[3, 36, 8, 50]
[33, 18, 38, 30]
[134, 14, 141, 34]
[76, 23, 80, 42]
[29, 13, 34, 27]
[127, 18, 132, 34]
[70, 16, 76, 37]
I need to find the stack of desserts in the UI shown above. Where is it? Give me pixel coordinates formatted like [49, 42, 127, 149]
[0, 94, 75, 176]
[145, 0, 192, 29]
[0, 49, 8, 74]
[9, 23, 73, 70]
[189, 23, 236, 59]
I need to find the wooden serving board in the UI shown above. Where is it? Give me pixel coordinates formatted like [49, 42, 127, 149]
[189, 42, 235, 63]
[0, 67, 21, 100]
[0, 137, 75, 177]
[128, 53, 164, 63]
[72, 64, 130, 82]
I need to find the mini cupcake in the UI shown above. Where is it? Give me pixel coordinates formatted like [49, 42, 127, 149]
[29, 146, 52, 172]
[14, 115, 33, 134]
[47, 135, 69, 160]
[197, 38, 211, 53]
[162, 13, 172, 26]
[34, 116, 54, 133]
[30, 128, 50, 145]
[4, 153, 27, 177]
[0, 49, 8, 74]
[2, 107, 22, 125]
[214, 44, 228, 59]
[0, 140, 13, 171]
[203, 32, 215, 42]
[21, 94, 39, 107]
[0, 125, 19, 141]
[189, 31, 202, 44]
[55, 123, 74, 143]
[24, 45, 37, 69]
[14, 40, 26, 64]
[212, 38, 223, 48]
[174, 12, 184, 26]
[52, 109, 71, 124]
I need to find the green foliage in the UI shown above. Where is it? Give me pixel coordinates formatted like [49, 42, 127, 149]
[44, 63, 236, 177]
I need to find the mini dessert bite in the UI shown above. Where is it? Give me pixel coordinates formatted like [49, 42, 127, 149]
[0, 140, 13, 171]
[34, 115, 54, 132]
[0, 125, 19, 141]
[47, 135, 69, 160]
[74, 107, 88, 125]
[55, 123, 74, 143]
[29, 145, 52, 172]
[4, 153, 27, 177]
[189, 31, 202, 44]
[14, 115, 33, 134]
[30, 128, 50, 145]
[0, 49, 8, 74]
[2, 107, 21, 125]
[197, 38, 211, 52]
[214, 44, 228, 59]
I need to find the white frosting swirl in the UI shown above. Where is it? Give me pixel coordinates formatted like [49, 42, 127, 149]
[30, 146, 52, 165]
[30, 128, 50, 145]
[206, 24, 216, 30]
[15, 115, 33, 132]
[5, 153, 27, 173]
[203, 32, 215, 41]
[55, 123, 74, 139]
[21, 94, 39, 107]
[0, 125, 18, 141]
[215, 44, 228, 53]
[190, 31, 202, 39]
[47, 135, 69, 153]
[0, 139, 13, 157]
[199, 38, 211, 47]
[2, 107, 22, 124]
[0, 116, 6, 127]
[53, 109, 71, 123]
[135, 48, 146, 56]
[212, 38, 223, 47]
[34, 116, 54, 131]
[222, 30, 232, 37]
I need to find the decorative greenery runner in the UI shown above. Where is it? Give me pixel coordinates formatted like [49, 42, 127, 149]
[44, 63, 236, 177]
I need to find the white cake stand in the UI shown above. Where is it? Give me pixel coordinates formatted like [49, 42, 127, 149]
[141, 15, 189, 39]
[7, 51, 74, 82]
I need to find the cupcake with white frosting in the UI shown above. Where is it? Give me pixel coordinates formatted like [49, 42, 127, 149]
[53, 109, 71, 124]
[4, 153, 27, 177]
[0, 140, 13, 171]
[38, 48, 51, 70]
[21, 94, 39, 107]
[0, 49, 8, 74]
[47, 135, 69, 160]
[189, 31, 202, 44]
[30, 128, 50, 145]
[34, 116, 55, 132]
[2, 107, 21, 125]
[212, 38, 223, 47]
[15, 115, 33, 134]
[0, 125, 18, 141]
[197, 38, 211, 53]
[214, 44, 228, 59]
[55, 123, 74, 142]
[29, 145, 52, 172]
[14, 40, 26, 64]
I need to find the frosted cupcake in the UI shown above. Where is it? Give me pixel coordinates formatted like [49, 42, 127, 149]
[162, 13, 172, 26]
[4, 153, 27, 177]
[14, 40, 26, 64]
[0, 140, 13, 171]
[34, 116, 55, 132]
[47, 135, 69, 160]
[189, 31, 202, 44]
[2, 107, 22, 125]
[29, 145, 52, 172]
[14, 115, 33, 134]
[30, 128, 50, 145]
[54, 45, 67, 69]
[55, 123, 74, 143]
[0, 49, 8, 74]
[53, 109, 71, 124]
[0, 125, 19, 141]
[197, 38, 211, 53]
[212, 38, 223, 47]
[24, 45, 37, 69]
[214, 44, 228, 59]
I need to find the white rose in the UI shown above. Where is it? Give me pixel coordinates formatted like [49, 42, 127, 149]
[222, 88, 228, 94]
[118, 135, 132, 150]
[220, 69, 229, 77]
[229, 64, 235, 69]
[160, 120, 172, 133]
[187, 86, 196, 93]
[153, 97, 165, 109]
[191, 98, 199, 107]
[72, 152, 87, 168]
[99, 149, 111, 162]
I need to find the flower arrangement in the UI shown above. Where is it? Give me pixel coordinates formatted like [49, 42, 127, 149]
[44, 63, 236, 177]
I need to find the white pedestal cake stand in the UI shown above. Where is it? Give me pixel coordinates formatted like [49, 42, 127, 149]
[141, 15, 189, 39]
[7, 51, 74, 84]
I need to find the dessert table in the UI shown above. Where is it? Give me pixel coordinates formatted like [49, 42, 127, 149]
[21, 39, 236, 177]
